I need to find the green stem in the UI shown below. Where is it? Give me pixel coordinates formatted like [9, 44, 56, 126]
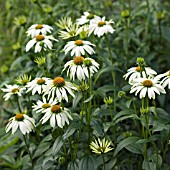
[145, 97, 159, 169]
[16, 96, 22, 113]
[87, 68, 92, 147]
[158, 20, 162, 43]
[102, 154, 106, 170]
[23, 135, 34, 168]
[163, 130, 170, 162]
[153, 100, 158, 118]
[105, 35, 116, 111]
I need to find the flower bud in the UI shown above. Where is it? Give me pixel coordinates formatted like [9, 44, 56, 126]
[104, 96, 113, 105]
[58, 157, 65, 165]
[157, 12, 165, 20]
[136, 57, 146, 66]
[121, 10, 130, 18]
[118, 91, 126, 98]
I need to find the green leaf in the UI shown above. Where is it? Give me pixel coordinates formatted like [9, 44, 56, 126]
[115, 114, 139, 124]
[136, 139, 150, 144]
[72, 92, 82, 108]
[126, 99, 132, 108]
[33, 142, 50, 158]
[142, 159, 156, 170]
[152, 124, 170, 132]
[94, 66, 123, 84]
[83, 94, 94, 103]
[105, 157, 117, 170]
[113, 109, 134, 121]
[0, 155, 16, 165]
[93, 85, 114, 97]
[63, 126, 76, 140]
[67, 160, 79, 170]
[125, 143, 143, 154]
[79, 155, 97, 170]
[52, 136, 64, 156]
[42, 134, 53, 142]
[0, 133, 19, 154]
[162, 26, 170, 42]
[114, 136, 140, 156]
[91, 119, 105, 137]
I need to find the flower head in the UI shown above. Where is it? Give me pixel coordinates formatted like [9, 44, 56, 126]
[26, 77, 50, 95]
[26, 35, 58, 53]
[15, 74, 31, 85]
[1, 84, 24, 101]
[130, 77, 166, 99]
[103, 96, 113, 105]
[123, 66, 157, 85]
[26, 24, 53, 38]
[63, 39, 95, 56]
[44, 77, 77, 102]
[5, 113, 35, 135]
[56, 17, 73, 30]
[76, 12, 100, 25]
[90, 138, 114, 154]
[62, 56, 99, 81]
[58, 23, 80, 39]
[40, 104, 73, 128]
[34, 56, 46, 67]
[88, 16, 115, 37]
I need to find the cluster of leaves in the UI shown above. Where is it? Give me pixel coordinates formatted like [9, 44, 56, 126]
[0, 0, 170, 170]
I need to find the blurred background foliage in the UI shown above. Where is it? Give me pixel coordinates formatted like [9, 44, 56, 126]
[0, 0, 169, 111]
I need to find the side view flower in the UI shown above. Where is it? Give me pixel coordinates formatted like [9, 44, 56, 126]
[62, 56, 99, 81]
[26, 35, 58, 53]
[123, 66, 157, 85]
[76, 11, 100, 25]
[130, 77, 166, 99]
[63, 39, 95, 56]
[1, 84, 24, 101]
[6, 113, 35, 135]
[40, 104, 73, 128]
[26, 77, 51, 95]
[32, 96, 57, 113]
[26, 24, 53, 38]
[156, 70, 170, 89]
[88, 16, 115, 37]
[44, 76, 77, 102]
[90, 138, 114, 154]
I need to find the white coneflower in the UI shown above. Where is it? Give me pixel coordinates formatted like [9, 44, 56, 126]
[26, 77, 50, 95]
[40, 104, 73, 128]
[32, 96, 57, 113]
[130, 77, 166, 99]
[76, 12, 100, 25]
[88, 16, 115, 37]
[5, 113, 35, 135]
[26, 35, 58, 53]
[15, 74, 31, 86]
[62, 56, 99, 81]
[1, 84, 24, 101]
[44, 76, 77, 102]
[58, 23, 79, 39]
[123, 66, 157, 85]
[26, 24, 53, 38]
[90, 138, 114, 154]
[155, 70, 170, 89]
[55, 17, 73, 30]
[63, 39, 95, 56]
